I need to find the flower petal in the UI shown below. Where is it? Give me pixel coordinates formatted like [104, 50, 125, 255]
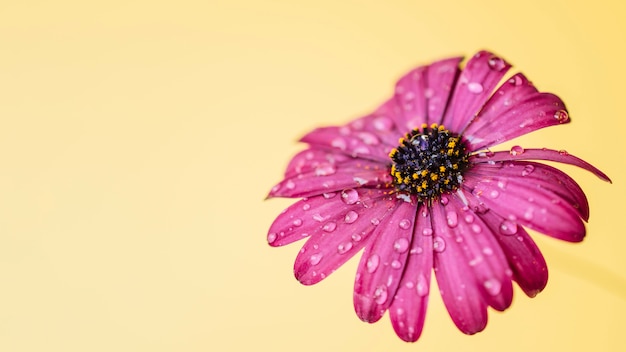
[300, 125, 392, 162]
[470, 148, 611, 182]
[389, 204, 433, 342]
[469, 160, 590, 221]
[294, 191, 398, 285]
[393, 56, 463, 130]
[268, 188, 390, 247]
[431, 202, 488, 334]
[462, 172, 586, 242]
[442, 51, 512, 132]
[353, 200, 418, 323]
[479, 210, 548, 297]
[269, 152, 391, 199]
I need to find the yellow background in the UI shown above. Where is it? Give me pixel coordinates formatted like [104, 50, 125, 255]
[0, 1, 624, 351]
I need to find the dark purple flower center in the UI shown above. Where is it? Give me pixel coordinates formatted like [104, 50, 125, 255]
[389, 123, 470, 200]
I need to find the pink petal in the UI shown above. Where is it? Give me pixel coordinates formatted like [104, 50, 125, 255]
[478, 210, 548, 297]
[389, 204, 433, 342]
[468, 161, 590, 221]
[442, 51, 512, 133]
[462, 172, 586, 242]
[268, 188, 391, 248]
[294, 191, 399, 285]
[283, 148, 351, 179]
[470, 148, 611, 182]
[269, 155, 391, 199]
[300, 126, 392, 163]
[440, 195, 513, 311]
[349, 99, 406, 146]
[353, 201, 419, 323]
[392, 56, 463, 131]
[431, 202, 488, 334]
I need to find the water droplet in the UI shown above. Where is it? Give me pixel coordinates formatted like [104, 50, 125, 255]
[440, 195, 449, 205]
[391, 260, 402, 269]
[482, 247, 493, 256]
[489, 190, 500, 198]
[312, 213, 327, 222]
[374, 286, 388, 304]
[558, 149, 569, 156]
[373, 116, 394, 131]
[309, 253, 323, 265]
[322, 192, 336, 199]
[398, 219, 411, 230]
[510, 145, 524, 156]
[341, 189, 359, 205]
[331, 138, 347, 150]
[554, 109, 569, 123]
[487, 56, 506, 71]
[499, 220, 518, 235]
[337, 242, 353, 254]
[405, 281, 415, 289]
[315, 163, 336, 176]
[393, 238, 410, 253]
[464, 214, 474, 223]
[467, 82, 484, 94]
[422, 228, 433, 236]
[370, 218, 380, 226]
[446, 211, 458, 227]
[358, 132, 380, 145]
[410, 246, 423, 255]
[424, 88, 434, 98]
[353, 145, 370, 155]
[483, 278, 502, 296]
[352, 233, 362, 242]
[509, 75, 523, 86]
[471, 224, 482, 233]
[302, 203, 311, 211]
[292, 218, 303, 227]
[323, 222, 337, 232]
[271, 184, 281, 193]
[416, 274, 429, 296]
[433, 236, 446, 252]
[344, 210, 358, 224]
[521, 165, 535, 176]
[285, 180, 296, 190]
[366, 254, 380, 273]
[524, 208, 534, 220]
[268, 233, 277, 244]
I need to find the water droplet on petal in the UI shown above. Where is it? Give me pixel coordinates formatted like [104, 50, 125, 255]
[422, 228, 433, 236]
[446, 211, 458, 227]
[482, 247, 493, 256]
[487, 56, 506, 71]
[322, 192, 336, 199]
[522, 165, 535, 176]
[410, 246, 423, 255]
[351, 233, 362, 242]
[341, 189, 359, 205]
[440, 195, 449, 205]
[302, 203, 311, 211]
[424, 88, 434, 98]
[416, 274, 429, 296]
[464, 214, 474, 223]
[391, 260, 402, 269]
[374, 286, 388, 304]
[315, 163, 336, 176]
[393, 238, 410, 253]
[331, 138, 347, 150]
[268, 233, 277, 244]
[489, 190, 500, 198]
[344, 210, 359, 224]
[554, 109, 569, 123]
[499, 220, 518, 235]
[398, 219, 412, 230]
[558, 149, 569, 156]
[433, 236, 446, 252]
[373, 116, 394, 131]
[370, 218, 380, 226]
[292, 218, 303, 227]
[510, 145, 524, 156]
[467, 82, 484, 94]
[471, 224, 482, 233]
[483, 278, 502, 296]
[358, 132, 380, 145]
[337, 242, 353, 254]
[366, 254, 380, 273]
[353, 145, 370, 155]
[323, 222, 337, 232]
[509, 75, 523, 86]
[285, 180, 296, 190]
[309, 253, 323, 265]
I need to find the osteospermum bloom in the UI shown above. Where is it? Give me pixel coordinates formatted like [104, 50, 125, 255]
[266, 50, 610, 342]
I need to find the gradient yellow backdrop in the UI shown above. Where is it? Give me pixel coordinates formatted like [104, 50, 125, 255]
[0, 1, 624, 351]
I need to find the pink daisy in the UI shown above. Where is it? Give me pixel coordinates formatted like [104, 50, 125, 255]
[266, 50, 611, 342]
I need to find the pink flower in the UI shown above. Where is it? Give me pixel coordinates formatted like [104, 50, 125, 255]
[266, 50, 611, 342]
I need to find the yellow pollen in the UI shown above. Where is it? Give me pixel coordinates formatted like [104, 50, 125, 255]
[431, 174, 439, 181]
[431, 123, 438, 129]
[412, 173, 419, 179]
[439, 166, 446, 172]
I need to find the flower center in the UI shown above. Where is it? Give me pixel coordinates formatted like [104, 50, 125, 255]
[389, 123, 470, 200]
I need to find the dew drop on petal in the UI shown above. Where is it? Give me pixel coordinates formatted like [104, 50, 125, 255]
[302, 203, 311, 211]
[366, 254, 380, 273]
[371, 218, 380, 226]
[490, 190, 500, 198]
[422, 228, 433, 236]
[509, 75, 523, 86]
[292, 218, 303, 227]
[341, 189, 359, 205]
[398, 219, 412, 230]
[471, 224, 482, 233]
[358, 132, 380, 145]
[482, 247, 493, 256]
[416, 274, 429, 296]
[464, 214, 475, 223]
[285, 180, 296, 190]
[353, 145, 371, 155]
[322, 192, 337, 199]
[558, 149, 569, 156]
[391, 260, 402, 269]
[487, 56, 506, 71]
[410, 246, 423, 255]
[374, 286, 388, 304]
[424, 88, 434, 98]
[433, 236, 446, 252]
[510, 145, 524, 156]
[522, 165, 535, 176]
[309, 253, 323, 265]
[467, 82, 484, 94]
[393, 238, 410, 253]
[331, 137, 347, 150]
[483, 278, 502, 296]
[268, 233, 277, 244]
[315, 163, 337, 176]
[337, 242, 353, 254]
[344, 210, 359, 224]
[352, 233, 362, 242]
[499, 220, 518, 235]
[554, 109, 569, 123]
[440, 195, 449, 205]
[446, 211, 459, 227]
[323, 221, 337, 232]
